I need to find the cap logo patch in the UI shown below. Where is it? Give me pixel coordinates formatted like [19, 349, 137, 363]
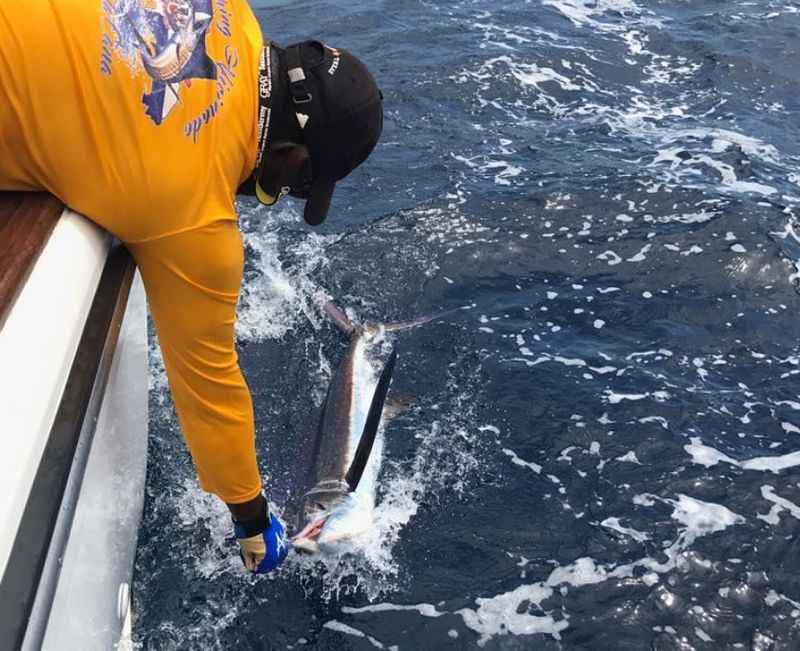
[288, 67, 306, 82]
[328, 48, 341, 76]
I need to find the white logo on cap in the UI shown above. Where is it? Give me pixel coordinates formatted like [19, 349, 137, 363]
[328, 47, 341, 76]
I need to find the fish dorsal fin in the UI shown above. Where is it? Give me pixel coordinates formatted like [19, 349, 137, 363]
[345, 347, 398, 492]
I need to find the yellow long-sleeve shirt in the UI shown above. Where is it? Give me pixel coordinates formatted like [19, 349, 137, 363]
[0, 0, 265, 503]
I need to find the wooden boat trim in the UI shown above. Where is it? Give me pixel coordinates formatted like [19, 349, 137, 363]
[0, 193, 63, 331]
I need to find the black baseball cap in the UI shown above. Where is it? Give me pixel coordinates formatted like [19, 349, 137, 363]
[255, 41, 383, 225]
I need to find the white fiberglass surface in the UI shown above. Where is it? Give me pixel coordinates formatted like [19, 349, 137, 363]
[0, 211, 109, 580]
[39, 272, 148, 651]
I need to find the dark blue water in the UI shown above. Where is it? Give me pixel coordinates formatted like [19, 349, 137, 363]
[133, 1, 800, 648]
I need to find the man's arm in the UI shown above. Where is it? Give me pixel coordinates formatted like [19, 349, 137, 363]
[129, 219, 288, 572]
[129, 220, 263, 505]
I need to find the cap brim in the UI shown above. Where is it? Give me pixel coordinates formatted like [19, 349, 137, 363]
[303, 177, 335, 226]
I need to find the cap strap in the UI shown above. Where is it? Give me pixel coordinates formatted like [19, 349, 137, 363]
[255, 42, 274, 171]
[286, 44, 313, 105]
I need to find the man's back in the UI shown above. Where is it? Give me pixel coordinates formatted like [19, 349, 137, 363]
[0, 0, 268, 520]
[0, 0, 261, 242]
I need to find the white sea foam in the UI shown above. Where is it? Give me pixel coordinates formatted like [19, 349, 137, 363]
[649, 128, 781, 197]
[554, 356, 587, 367]
[601, 517, 650, 542]
[765, 589, 800, 611]
[654, 148, 777, 196]
[547, 557, 610, 587]
[542, 0, 661, 32]
[605, 391, 649, 404]
[781, 422, 800, 435]
[670, 128, 781, 164]
[455, 583, 567, 645]
[615, 451, 642, 464]
[657, 209, 717, 225]
[627, 244, 651, 262]
[669, 494, 744, 537]
[742, 452, 800, 472]
[448, 494, 742, 644]
[756, 485, 800, 525]
[343, 602, 444, 617]
[685, 437, 800, 473]
[683, 438, 739, 468]
[323, 620, 385, 649]
[597, 250, 623, 266]
[696, 627, 713, 643]
[508, 59, 582, 91]
[626, 349, 672, 360]
[455, 5, 792, 211]
[507, 353, 588, 369]
[502, 448, 543, 474]
[639, 416, 668, 429]
[557, 446, 577, 463]
[590, 365, 617, 374]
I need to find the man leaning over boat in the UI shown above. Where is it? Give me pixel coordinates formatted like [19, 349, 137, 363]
[0, 0, 383, 573]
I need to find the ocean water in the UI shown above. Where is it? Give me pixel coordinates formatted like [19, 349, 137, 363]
[132, 1, 800, 649]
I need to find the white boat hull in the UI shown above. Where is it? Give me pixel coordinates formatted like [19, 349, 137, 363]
[0, 205, 148, 651]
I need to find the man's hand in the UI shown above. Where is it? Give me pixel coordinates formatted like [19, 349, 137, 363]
[235, 513, 290, 572]
[230, 494, 290, 573]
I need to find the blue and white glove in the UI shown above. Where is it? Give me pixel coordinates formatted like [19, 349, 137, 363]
[234, 511, 290, 573]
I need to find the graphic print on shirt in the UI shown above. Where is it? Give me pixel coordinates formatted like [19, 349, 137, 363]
[101, 0, 220, 126]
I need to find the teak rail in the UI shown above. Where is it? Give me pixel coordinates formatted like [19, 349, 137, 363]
[0, 193, 63, 329]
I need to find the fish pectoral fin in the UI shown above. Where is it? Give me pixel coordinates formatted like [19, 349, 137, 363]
[345, 347, 398, 492]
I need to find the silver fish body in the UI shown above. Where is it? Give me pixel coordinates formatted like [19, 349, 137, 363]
[292, 315, 391, 554]
[291, 300, 447, 554]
